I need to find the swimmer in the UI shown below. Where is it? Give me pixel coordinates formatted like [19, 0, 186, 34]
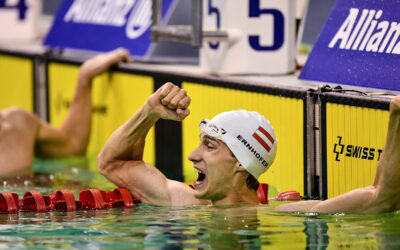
[0, 48, 132, 176]
[98, 82, 400, 212]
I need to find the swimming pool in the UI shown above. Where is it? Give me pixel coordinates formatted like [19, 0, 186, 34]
[0, 158, 399, 249]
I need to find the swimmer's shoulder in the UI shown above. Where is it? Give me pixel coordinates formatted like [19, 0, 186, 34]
[1, 107, 40, 125]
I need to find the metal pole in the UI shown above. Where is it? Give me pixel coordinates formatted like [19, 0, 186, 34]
[314, 94, 323, 200]
[151, 0, 162, 41]
[191, 0, 203, 47]
[306, 92, 316, 200]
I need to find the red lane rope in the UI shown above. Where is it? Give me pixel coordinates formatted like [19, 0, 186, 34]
[0, 188, 138, 214]
[0, 192, 18, 213]
[21, 191, 47, 212]
[0, 183, 294, 214]
[55, 190, 77, 212]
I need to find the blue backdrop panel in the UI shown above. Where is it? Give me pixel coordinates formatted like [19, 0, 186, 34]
[299, 0, 400, 91]
[44, 0, 174, 57]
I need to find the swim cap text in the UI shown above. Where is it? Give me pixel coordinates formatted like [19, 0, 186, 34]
[237, 135, 268, 168]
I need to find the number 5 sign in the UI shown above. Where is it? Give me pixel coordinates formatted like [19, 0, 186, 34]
[201, 0, 296, 75]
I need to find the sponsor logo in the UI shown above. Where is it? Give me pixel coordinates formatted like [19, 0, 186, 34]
[208, 123, 226, 135]
[0, 0, 28, 20]
[333, 136, 383, 162]
[63, 0, 151, 39]
[252, 126, 275, 152]
[329, 8, 400, 54]
[236, 134, 268, 168]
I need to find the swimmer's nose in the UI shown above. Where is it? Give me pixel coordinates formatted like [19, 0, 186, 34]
[188, 145, 201, 163]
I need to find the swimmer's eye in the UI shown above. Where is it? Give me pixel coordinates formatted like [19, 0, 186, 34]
[206, 142, 217, 149]
[203, 141, 216, 150]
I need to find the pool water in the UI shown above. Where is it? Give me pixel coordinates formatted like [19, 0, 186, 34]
[0, 204, 399, 249]
[0, 158, 399, 249]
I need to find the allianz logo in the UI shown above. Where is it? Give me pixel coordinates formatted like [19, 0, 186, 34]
[329, 8, 400, 54]
[63, 0, 152, 39]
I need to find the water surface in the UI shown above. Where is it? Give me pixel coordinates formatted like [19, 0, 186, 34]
[0, 158, 398, 249]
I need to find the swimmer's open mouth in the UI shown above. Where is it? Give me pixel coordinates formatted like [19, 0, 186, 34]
[194, 168, 206, 187]
[197, 172, 206, 182]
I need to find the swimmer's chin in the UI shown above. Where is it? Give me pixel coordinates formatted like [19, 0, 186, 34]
[193, 189, 209, 201]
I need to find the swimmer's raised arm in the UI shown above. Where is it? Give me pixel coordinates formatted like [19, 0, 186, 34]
[277, 96, 400, 213]
[35, 48, 131, 157]
[98, 83, 201, 206]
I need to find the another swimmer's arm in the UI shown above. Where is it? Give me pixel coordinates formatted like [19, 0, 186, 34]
[35, 49, 131, 157]
[98, 83, 197, 206]
[278, 96, 400, 213]
[275, 188, 375, 213]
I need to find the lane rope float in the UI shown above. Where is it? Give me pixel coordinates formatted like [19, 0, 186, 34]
[0, 184, 300, 213]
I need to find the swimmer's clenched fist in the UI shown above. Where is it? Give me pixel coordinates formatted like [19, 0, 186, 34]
[146, 82, 191, 121]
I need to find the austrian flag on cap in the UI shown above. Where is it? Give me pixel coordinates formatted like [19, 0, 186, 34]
[253, 126, 275, 152]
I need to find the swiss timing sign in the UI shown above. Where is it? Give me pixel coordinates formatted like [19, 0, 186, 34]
[299, 0, 400, 91]
[44, 0, 174, 57]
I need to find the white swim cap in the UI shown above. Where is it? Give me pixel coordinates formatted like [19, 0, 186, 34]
[199, 110, 277, 179]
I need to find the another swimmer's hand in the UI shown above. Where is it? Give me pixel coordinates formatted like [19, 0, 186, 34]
[146, 82, 191, 121]
[78, 48, 133, 87]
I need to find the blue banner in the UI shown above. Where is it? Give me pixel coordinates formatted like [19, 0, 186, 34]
[299, 0, 400, 91]
[44, 0, 174, 57]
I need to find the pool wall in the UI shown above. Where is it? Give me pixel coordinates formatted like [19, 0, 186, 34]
[319, 93, 390, 199]
[0, 51, 35, 112]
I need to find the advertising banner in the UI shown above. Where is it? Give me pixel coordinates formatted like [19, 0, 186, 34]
[0, 54, 33, 111]
[300, 0, 400, 91]
[323, 100, 389, 199]
[44, 0, 175, 57]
